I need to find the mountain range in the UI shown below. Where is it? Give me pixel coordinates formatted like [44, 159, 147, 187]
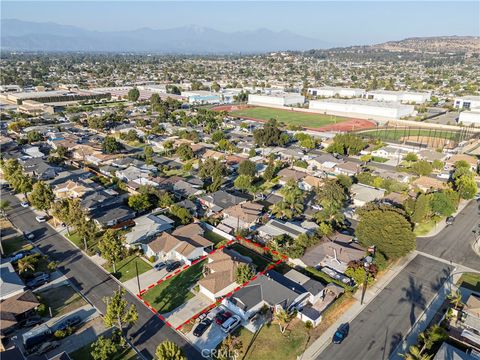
[0, 19, 333, 53]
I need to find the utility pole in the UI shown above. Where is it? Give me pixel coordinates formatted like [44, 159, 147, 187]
[135, 260, 141, 295]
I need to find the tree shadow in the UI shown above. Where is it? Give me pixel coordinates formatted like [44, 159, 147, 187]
[398, 275, 426, 327]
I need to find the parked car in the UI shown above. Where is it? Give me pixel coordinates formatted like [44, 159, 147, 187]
[23, 231, 35, 240]
[34, 341, 60, 355]
[166, 261, 182, 272]
[26, 273, 50, 289]
[221, 315, 241, 333]
[154, 262, 166, 271]
[35, 215, 48, 223]
[332, 323, 349, 344]
[20, 315, 43, 328]
[20, 201, 30, 208]
[57, 315, 82, 331]
[9, 249, 32, 263]
[193, 318, 212, 337]
[446, 216, 455, 226]
[215, 309, 232, 325]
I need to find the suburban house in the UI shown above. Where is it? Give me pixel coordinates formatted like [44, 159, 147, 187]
[371, 168, 412, 183]
[145, 223, 214, 264]
[224, 269, 341, 329]
[300, 175, 324, 191]
[446, 154, 478, 171]
[21, 158, 57, 180]
[411, 176, 449, 192]
[53, 179, 100, 199]
[307, 154, 339, 173]
[124, 213, 175, 246]
[277, 168, 307, 184]
[115, 165, 154, 183]
[299, 232, 366, 274]
[0, 262, 25, 301]
[199, 190, 249, 214]
[220, 201, 264, 232]
[198, 248, 251, 300]
[371, 145, 414, 160]
[418, 149, 447, 163]
[350, 183, 386, 207]
[172, 179, 204, 198]
[257, 219, 315, 242]
[91, 203, 136, 228]
[334, 161, 361, 176]
[0, 291, 40, 336]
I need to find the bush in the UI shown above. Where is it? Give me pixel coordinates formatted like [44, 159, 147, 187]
[373, 252, 388, 271]
[54, 329, 67, 339]
[148, 255, 156, 263]
[304, 266, 355, 292]
[36, 303, 48, 316]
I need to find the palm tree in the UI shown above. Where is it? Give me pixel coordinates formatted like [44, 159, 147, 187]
[447, 289, 464, 310]
[271, 201, 293, 220]
[274, 308, 297, 334]
[0, 200, 10, 219]
[399, 345, 433, 360]
[17, 257, 35, 273]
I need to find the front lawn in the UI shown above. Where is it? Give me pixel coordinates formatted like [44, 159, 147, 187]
[457, 272, 480, 292]
[104, 255, 152, 283]
[36, 284, 87, 317]
[371, 156, 388, 163]
[69, 341, 139, 360]
[141, 261, 204, 313]
[2, 236, 31, 256]
[65, 231, 99, 254]
[204, 230, 229, 245]
[229, 243, 272, 271]
[414, 216, 442, 236]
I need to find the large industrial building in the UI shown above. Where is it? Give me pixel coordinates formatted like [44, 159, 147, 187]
[248, 93, 305, 107]
[454, 96, 480, 110]
[309, 99, 415, 119]
[181, 90, 222, 105]
[307, 87, 365, 98]
[365, 90, 431, 104]
[458, 109, 480, 126]
[1, 89, 110, 106]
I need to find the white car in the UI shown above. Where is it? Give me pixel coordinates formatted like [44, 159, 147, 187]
[436, 173, 450, 179]
[20, 201, 30, 208]
[35, 215, 47, 223]
[221, 315, 241, 333]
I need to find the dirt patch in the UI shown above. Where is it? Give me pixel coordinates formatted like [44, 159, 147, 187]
[399, 136, 457, 149]
[310, 118, 376, 132]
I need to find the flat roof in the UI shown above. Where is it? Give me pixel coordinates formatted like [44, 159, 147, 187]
[310, 98, 414, 109]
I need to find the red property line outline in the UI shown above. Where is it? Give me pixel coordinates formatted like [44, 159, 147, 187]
[137, 236, 289, 330]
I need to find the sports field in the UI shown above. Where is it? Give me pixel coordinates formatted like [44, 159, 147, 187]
[359, 128, 461, 141]
[230, 106, 349, 128]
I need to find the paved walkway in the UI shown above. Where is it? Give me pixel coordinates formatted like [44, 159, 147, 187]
[163, 293, 213, 329]
[301, 251, 418, 360]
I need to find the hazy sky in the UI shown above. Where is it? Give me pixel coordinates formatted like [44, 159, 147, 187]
[2, 1, 479, 45]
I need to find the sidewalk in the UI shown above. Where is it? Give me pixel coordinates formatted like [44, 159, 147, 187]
[301, 251, 418, 360]
[417, 199, 470, 238]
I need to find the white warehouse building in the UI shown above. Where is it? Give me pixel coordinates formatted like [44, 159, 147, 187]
[454, 96, 480, 110]
[307, 87, 365, 98]
[309, 99, 415, 120]
[248, 93, 305, 107]
[365, 90, 431, 104]
[458, 109, 480, 126]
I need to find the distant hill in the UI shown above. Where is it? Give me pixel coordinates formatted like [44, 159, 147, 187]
[372, 36, 480, 54]
[0, 19, 333, 53]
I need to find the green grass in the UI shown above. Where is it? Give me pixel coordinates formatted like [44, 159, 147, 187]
[141, 261, 205, 313]
[233, 320, 310, 360]
[230, 106, 349, 128]
[359, 128, 460, 141]
[69, 341, 139, 360]
[36, 285, 87, 317]
[414, 216, 442, 236]
[457, 272, 480, 292]
[229, 243, 272, 272]
[204, 230, 228, 245]
[2, 236, 31, 256]
[371, 156, 388, 163]
[104, 255, 152, 283]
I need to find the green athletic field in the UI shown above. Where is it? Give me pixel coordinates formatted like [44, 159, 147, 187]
[359, 128, 461, 141]
[230, 106, 349, 128]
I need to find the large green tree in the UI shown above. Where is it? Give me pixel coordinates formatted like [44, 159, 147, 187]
[98, 230, 125, 273]
[327, 134, 365, 155]
[356, 206, 415, 260]
[30, 181, 54, 214]
[102, 136, 123, 154]
[103, 288, 138, 336]
[155, 340, 186, 360]
[238, 159, 256, 177]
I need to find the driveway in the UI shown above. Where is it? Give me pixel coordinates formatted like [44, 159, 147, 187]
[123, 267, 168, 294]
[163, 293, 214, 329]
[185, 306, 231, 352]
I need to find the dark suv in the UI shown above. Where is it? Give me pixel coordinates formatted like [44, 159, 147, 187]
[166, 261, 182, 272]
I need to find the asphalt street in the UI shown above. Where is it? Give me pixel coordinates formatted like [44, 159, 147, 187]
[2, 190, 201, 360]
[416, 199, 480, 271]
[317, 255, 452, 360]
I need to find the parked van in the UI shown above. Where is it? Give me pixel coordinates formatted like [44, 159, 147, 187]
[221, 315, 241, 333]
[22, 324, 52, 351]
